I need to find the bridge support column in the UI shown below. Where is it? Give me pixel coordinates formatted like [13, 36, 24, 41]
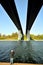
[27, 30, 30, 41]
[18, 30, 23, 40]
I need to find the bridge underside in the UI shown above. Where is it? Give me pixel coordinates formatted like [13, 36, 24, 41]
[0, 0, 23, 36]
[26, 0, 43, 34]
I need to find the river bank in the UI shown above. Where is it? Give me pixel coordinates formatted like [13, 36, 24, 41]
[0, 63, 42, 65]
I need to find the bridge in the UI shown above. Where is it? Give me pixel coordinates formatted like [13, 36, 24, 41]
[0, 0, 43, 40]
[26, 0, 43, 40]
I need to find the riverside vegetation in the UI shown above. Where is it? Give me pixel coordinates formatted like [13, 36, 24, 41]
[0, 33, 43, 40]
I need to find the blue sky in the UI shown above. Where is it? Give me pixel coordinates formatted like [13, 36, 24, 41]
[0, 0, 43, 35]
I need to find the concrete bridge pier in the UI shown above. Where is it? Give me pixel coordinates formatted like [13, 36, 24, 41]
[18, 30, 24, 40]
[26, 30, 30, 41]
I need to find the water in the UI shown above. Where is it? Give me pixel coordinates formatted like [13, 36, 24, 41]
[0, 41, 43, 63]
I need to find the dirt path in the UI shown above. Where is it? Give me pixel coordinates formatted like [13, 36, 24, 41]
[0, 63, 42, 65]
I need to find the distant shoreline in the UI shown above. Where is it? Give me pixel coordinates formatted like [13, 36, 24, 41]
[33, 39, 43, 41]
[0, 40, 18, 41]
[0, 40, 43, 41]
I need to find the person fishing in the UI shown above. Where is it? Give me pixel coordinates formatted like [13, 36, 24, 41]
[10, 50, 14, 65]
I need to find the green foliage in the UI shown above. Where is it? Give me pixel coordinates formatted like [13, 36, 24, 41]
[30, 34, 43, 40]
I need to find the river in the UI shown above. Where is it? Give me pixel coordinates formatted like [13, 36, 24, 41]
[0, 41, 43, 63]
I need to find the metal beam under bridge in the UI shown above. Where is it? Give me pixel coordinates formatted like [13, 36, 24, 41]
[26, 0, 43, 40]
[0, 0, 23, 40]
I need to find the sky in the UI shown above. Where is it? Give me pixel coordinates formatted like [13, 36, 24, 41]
[0, 0, 43, 35]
